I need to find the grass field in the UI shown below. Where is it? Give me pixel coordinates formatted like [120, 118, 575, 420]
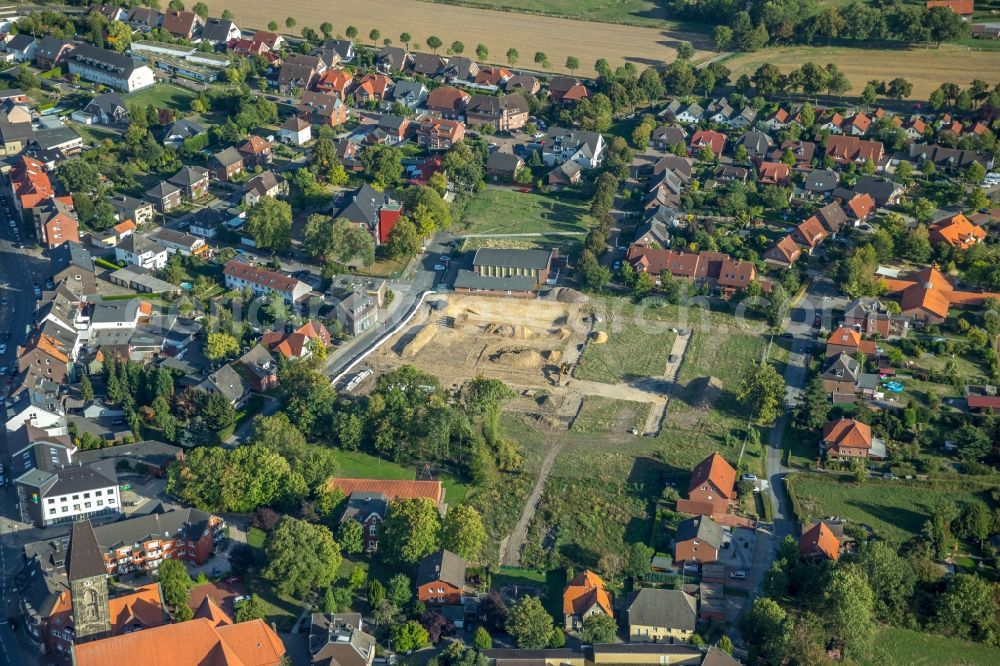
[724, 44, 999, 100]
[865, 626, 1000, 666]
[203, 0, 714, 76]
[787, 474, 995, 543]
[571, 396, 651, 434]
[424, 0, 681, 29]
[575, 310, 676, 384]
[460, 188, 592, 237]
[124, 83, 197, 111]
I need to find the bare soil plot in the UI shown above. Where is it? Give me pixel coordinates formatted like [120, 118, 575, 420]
[203, 0, 714, 75]
[724, 45, 1000, 100]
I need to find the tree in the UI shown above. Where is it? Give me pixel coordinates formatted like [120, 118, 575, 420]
[565, 56, 579, 73]
[268, 21, 278, 31]
[392, 621, 430, 653]
[624, 542, 654, 580]
[369, 29, 381, 45]
[741, 598, 789, 662]
[441, 504, 486, 562]
[368, 579, 387, 608]
[826, 567, 876, 660]
[964, 160, 987, 186]
[534, 51, 548, 68]
[474, 626, 493, 649]
[263, 517, 341, 598]
[57, 159, 101, 194]
[751, 63, 783, 96]
[506, 596, 554, 649]
[319, 22, 333, 38]
[399, 32, 411, 48]
[887, 77, 913, 100]
[80, 373, 95, 403]
[580, 613, 618, 643]
[106, 20, 132, 52]
[246, 197, 292, 251]
[305, 215, 376, 268]
[926, 6, 967, 46]
[450, 40, 464, 54]
[713, 25, 733, 51]
[387, 573, 412, 607]
[426, 35, 442, 53]
[578, 253, 610, 291]
[361, 144, 404, 189]
[387, 216, 421, 259]
[861, 83, 878, 108]
[718, 635, 734, 655]
[156, 558, 192, 610]
[205, 332, 239, 361]
[285, 17, 296, 29]
[344, 25, 358, 40]
[192, 2, 208, 19]
[934, 574, 999, 643]
[798, 375, 831, 430]
[235, 595, 267, 623]
[737, 362, 786, 425]
[506, 48, 518, 65]
[442, 142, 484, 192]
[337, 519, 364, 554]
[381, 497, 441, 564]
[957, 501, 991, 546]
[676, 41, 694, 60]
[476, 43, 488, 60]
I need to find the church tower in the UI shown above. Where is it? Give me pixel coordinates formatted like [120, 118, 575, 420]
[67, 520, 111, 643]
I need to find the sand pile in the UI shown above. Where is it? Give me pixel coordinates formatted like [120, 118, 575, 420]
[401, 324, 437, 358]
[549, 327, 572, 340]
[491, 348, 546, 369]
[484, 323, 537, 339]
[691, 376, 724, 410]
[543, 350, 562, 363]
[551, 287, 587, 303]
[591, 331, 609, 343]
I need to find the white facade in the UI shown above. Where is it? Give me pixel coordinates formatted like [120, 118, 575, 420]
[4, 404, 63, 433]
[69, 60, 155, 92]
[280, 124, 311, 146]
[115, 244, 169, 270]
[41, 483, 121, 525]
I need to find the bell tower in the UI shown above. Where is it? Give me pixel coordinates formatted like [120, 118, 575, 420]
[67, 520, 111, 643]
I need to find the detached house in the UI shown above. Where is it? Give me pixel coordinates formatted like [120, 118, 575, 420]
[144, 181, 182, 213]
[799, 522, 842, 562]
[339, 492, 389, 552]
[299, 90, 349, 128]
[465, 93, 529, 132]
[238, 135, 272, 168]
[548, 76, 589, 104]
[677, 452, 736, 518]
[243, 170, 287, 207]
[279, 116, 311, 146]
[689, 130, 726, 158]
[200, 18, 240, 45]
[115, 235, 169, 270]
[824, 135, 884, 167]
[161, 10, 204, 40]
[758, 162, 791, 186]
[415, 116, 465, 151]
[376, 46, 412, 74]
[168, 166, 209, 200]
[35, 36, 75, 69]
[353, 73, 394, 105]
[820, 353, 862, 401]
[74, 92, 128, 126]
[771, 140, 815, 168]
[843, 297, 907, 338]
[33, 197, 79, 249]
[563, 570, 612, 631]
[543, 127, 605, 169]
[333, 183, 402, 245]
[208, 146, 244, 182]
[822, 418, 883, 459]
[929, 212, 986, 249]
[426, 85, 471, 119]
[650, 125, 687, 151]
[315, 68, 354, 99]
[223, 259, 311, 302]
[391, 81, 428, 110]
[416, 550, 467, 606]
[763, 235, 802, 269]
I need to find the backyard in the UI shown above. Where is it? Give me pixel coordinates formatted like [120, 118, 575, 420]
[787, 474, 996, 544]
[865, 626, 1000, 666]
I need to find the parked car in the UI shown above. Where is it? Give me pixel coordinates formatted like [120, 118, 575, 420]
[0, 344, 7, 355]
[730, 571, 747, 580]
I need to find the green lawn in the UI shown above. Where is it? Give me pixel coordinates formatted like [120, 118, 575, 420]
[243, 526, 305, 631]
[125, 83, 197, 111]
[575, 308, 677, 384]
[787, 474, 995, 544]
[71, 122, 121, 146]
[865, 626, 1000, 666]
[459, 188, 593, 250]
[571, 396, 650, 434]
[333, 450, 471, 504]
[246, 526, 266, 549]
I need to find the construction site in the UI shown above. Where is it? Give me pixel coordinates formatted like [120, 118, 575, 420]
[359, 291, 687, 436]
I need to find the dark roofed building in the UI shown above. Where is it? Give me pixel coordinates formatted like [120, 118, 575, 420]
[625, 588, 697, 643]
[416, 549, 467, 605]
[471, 248, 553, 289]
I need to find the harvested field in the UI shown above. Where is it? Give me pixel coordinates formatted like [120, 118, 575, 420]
[203, 0, 714, 76]
[724, 45, 1000, 100]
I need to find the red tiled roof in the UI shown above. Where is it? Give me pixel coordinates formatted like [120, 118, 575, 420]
[563, 570, 612, 617]
[690, 130, 727, 156]
[327, 478, 443, 503]
[822, 418, 873, 450]
[929, 213, 986, 248]
[223, 260, 303, 295]
[688, 452, 736, 499]
[427, 85, 470, 111]
[758, 161, 790, 184]
[926, 0, 974, 15]
[968, 395, 1000, 409]
[845, 193, 876, 220]
[796, 216, 828, 248]
[824, 135, 884, 163]
[73, 617, 285, 666]
[766, 234, 802, 264]
[799, 522, 841, 561]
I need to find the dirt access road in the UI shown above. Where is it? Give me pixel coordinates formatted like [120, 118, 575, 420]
[204, 0, 714, 76]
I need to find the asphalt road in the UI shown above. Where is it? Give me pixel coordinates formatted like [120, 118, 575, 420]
[0, 191, 44, 666]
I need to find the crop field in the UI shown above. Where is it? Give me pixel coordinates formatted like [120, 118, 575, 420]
[725, 45, 999, 100]
[787, 474, 995, 544]
[424, 0, 680, 29]
[203, 0, 714, 75]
